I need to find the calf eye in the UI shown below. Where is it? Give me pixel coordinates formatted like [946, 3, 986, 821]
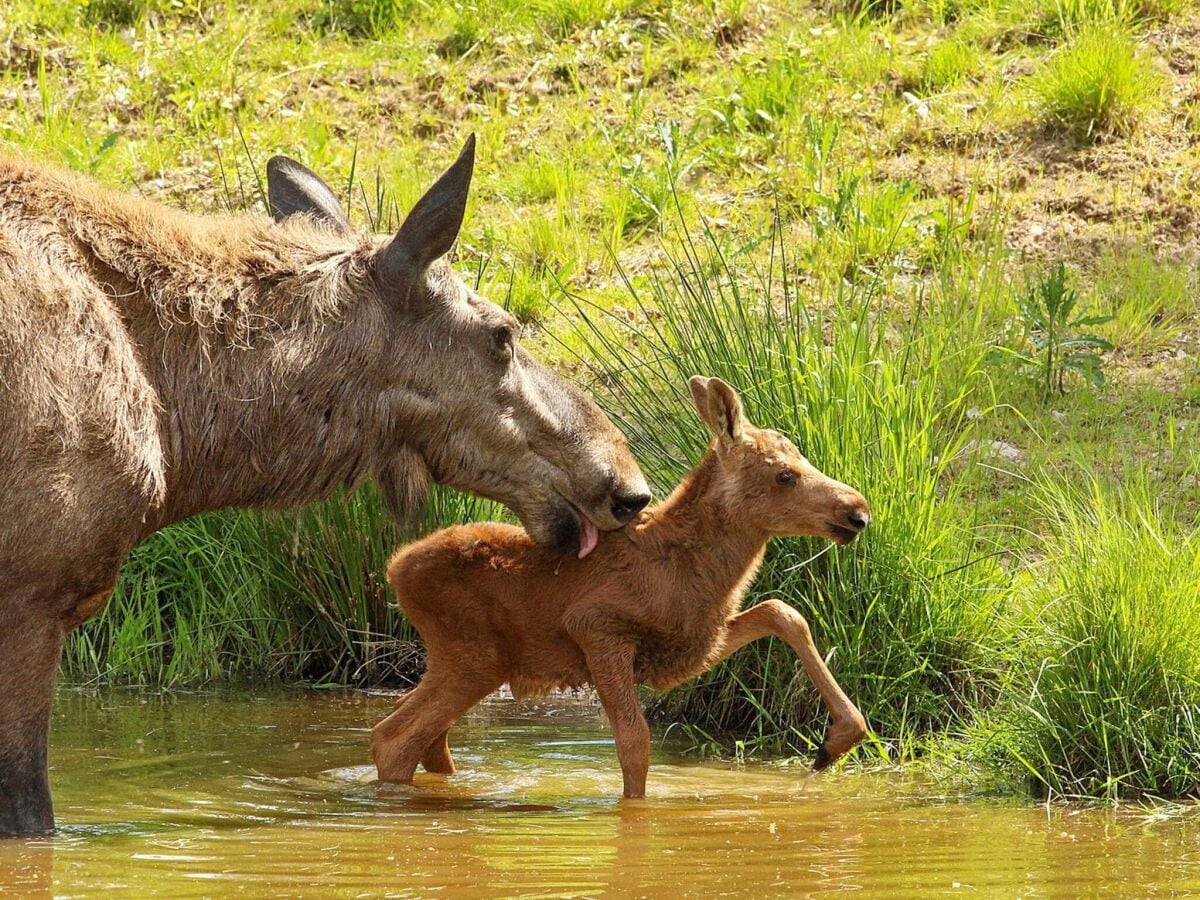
[776, 470, 795, 486]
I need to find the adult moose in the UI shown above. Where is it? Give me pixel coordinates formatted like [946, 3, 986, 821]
[0, 136, 650, 836]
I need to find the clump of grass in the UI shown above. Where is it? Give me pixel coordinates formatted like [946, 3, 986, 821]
[79, 0, 205, 28]
[499, 264, 553, 323]
[983, 477, 1200, 801]
[713, 0, 752, 44]
[436, 12, 485, 58]
[1031, 25, 1162, 140]
[312, 0, 414, 38]
[526, 0, 633, 38]
[710, 54, 814, 151]
[1089, 251, 1192, 354]
[566, 217, 1009, 761]
[919, 38, 979, 92]
[1039, 0, 1187, 35]
[790, 119, 931, 279]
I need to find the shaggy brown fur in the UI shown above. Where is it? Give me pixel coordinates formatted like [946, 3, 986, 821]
[0, 139, 649, 835]
[374, 377, 871, 798]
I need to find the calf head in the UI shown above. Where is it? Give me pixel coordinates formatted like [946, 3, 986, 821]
[267, 137, 649, 557]
[688, 376, 870, 544]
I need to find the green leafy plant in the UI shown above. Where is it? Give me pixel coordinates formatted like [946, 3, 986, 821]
[1013, 263, 1113, 397]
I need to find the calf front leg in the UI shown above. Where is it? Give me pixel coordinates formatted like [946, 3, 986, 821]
[582, 642, 650, 799]
[704, 599, 866, 770]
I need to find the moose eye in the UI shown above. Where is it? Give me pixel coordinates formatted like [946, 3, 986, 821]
[491, 324, 515, 359]
[776, 470, 795, 486]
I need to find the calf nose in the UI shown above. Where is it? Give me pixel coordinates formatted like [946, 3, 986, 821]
[611, 491, 651, 523]
[845, 509, 871, 532]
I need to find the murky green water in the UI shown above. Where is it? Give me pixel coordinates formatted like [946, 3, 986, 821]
[1, 690, 1198, 897]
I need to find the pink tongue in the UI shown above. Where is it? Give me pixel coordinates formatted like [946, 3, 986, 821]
[577, 516, 599, 559]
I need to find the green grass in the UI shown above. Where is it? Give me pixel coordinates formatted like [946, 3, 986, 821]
[1038, 0, 1188, 34]
[1031, 24, 1163, 140]
[1089, 251, 1193, 354]
[918, 39, 980, 93]
[62, 488, 504, 686]
[979, 476, 1200, 800]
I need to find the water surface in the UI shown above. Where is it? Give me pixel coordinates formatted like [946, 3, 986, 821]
[1, 689, 1198, 896]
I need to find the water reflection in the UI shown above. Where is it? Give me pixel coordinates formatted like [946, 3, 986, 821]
[0, 689, 1197, 896]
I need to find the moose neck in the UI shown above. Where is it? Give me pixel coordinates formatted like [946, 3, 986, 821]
[26, 170, 413, 530]
[643, 449, 771, 601]
[142, 247, 408, 529]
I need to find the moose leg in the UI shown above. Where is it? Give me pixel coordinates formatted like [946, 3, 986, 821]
[582, 643, 650, 799]
[372, 672, 495, 784]
[0, 600, 66, 836]
[704, 600, 866, 770]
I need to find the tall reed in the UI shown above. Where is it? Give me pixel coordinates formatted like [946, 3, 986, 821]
[63, 488, 502, 686]
[563, 217, 1011, 759]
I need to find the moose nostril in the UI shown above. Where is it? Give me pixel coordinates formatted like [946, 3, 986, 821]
[611, 491, 651, 523]
[846, 510, 871, 531]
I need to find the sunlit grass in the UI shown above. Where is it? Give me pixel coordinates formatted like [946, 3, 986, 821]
[1031, 24, 1162, 140]
[980, 476, 1200, 800]
[1089, 251, 1192, 354]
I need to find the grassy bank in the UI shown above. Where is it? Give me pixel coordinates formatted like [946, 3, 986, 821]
[976, 478, 1200, 801]
[3, 0, 1197, 800]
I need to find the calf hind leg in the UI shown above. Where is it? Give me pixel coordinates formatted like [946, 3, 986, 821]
[421, 730, 455, 775]
[387, 692, 453, 773]
[372, 672, 497, 784]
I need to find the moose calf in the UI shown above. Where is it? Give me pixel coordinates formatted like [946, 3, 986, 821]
[374, 376, 871, 798]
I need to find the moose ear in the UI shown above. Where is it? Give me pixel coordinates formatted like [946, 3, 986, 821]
[688, 375, 744, 447]
[377, 135, 475, 289]
[266, 156, 351, 234]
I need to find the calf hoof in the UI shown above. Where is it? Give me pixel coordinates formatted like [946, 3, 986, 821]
[812, 744, 833, 771]
[812, 715, 867, 771]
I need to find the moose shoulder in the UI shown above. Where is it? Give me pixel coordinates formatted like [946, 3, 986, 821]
[0, 138, 649, 836]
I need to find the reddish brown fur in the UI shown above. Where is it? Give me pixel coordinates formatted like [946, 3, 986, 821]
[373, 377, 871, 798]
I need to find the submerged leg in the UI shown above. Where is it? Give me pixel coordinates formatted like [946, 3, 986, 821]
[421, 730, 455, 775]
[384, 691, 455, 773]
[0, 599, 66, 836]
[703, 599, 866, 770]
[582, 642, 649, 799]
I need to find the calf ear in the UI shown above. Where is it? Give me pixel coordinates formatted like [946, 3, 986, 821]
[377, 135, 475, 290]
[688, 375, 744, 447]
[266, 156, 351, 234]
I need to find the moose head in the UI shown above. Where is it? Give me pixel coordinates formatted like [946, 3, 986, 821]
[266, 137, 650, 557]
